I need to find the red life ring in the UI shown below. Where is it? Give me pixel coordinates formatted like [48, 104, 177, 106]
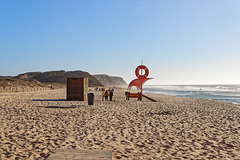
[135, 65, 149, 79]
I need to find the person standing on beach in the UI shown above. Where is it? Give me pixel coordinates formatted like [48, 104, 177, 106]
[104, 90, 109, 101]
[109, 89, 114, 101]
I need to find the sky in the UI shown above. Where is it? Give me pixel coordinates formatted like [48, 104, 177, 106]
[0, 0, 240, 85]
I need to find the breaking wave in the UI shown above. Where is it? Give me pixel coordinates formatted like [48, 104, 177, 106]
[143, 85, 240, 104]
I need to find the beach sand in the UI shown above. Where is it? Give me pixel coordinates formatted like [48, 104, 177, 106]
[0, 88, 239, 159]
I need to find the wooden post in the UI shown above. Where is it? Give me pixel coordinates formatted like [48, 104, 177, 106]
[140, 60, 143, 101]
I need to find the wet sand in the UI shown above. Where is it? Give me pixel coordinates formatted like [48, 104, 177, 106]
[0, 88, 239, 159]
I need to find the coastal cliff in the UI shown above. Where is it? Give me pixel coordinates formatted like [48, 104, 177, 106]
[93, 74, 127, 87]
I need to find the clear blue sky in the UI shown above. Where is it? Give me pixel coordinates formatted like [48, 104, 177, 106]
[1, 0, 240, 84]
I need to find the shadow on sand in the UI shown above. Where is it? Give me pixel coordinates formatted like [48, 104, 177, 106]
[33, 99, 87, 108]
[32, 99, 67, 102]
[37, 106, 79, 109]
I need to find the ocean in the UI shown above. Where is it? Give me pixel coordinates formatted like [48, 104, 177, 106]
[143, 85, 240, 105]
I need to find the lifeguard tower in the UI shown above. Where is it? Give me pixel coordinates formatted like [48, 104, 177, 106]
[125, 64, 157, 102]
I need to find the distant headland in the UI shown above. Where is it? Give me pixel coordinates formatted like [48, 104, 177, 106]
[0, 70, 127, 92]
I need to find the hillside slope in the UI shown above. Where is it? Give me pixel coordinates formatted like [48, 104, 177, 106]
[2, 70, 127, 87]
[94, 74, 127, 86]
[17, 70, 103, 87]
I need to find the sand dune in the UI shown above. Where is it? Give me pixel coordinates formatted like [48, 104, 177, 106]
[0, 88, 239, 159]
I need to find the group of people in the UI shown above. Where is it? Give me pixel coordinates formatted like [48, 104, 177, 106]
[104, 88, 114, 101]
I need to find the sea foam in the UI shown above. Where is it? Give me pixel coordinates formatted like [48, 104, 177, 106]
[143, 85, 240, 104]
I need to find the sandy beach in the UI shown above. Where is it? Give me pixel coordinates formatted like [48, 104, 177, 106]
[0, 88, 240, 159]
